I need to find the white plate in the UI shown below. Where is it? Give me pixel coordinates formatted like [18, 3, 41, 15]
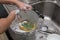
[47, 34, 60, 40]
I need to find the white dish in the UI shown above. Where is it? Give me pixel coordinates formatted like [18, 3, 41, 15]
[47, 34, 60, 40]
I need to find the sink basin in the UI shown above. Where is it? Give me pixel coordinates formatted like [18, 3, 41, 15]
[3, 1, 60, 40]
[33, 2, 60, 26]
[52, 5, 60, 26]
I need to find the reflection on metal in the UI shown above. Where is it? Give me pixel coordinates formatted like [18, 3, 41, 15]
[30, 1, 57, 5]
[43, 2, 56, 18]
[20, 0, 40, 4]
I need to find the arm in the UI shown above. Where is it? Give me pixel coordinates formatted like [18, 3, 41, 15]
[0, 11, 16, 33]
[0, 0, 32, 33]
[0, 0, 18, 34]
[0, 0, 16, 4]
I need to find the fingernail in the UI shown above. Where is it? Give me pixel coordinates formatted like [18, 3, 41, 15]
[24, 7, 26, 9]
[25, 4, 30, 6]
[15, 9, 20, 14]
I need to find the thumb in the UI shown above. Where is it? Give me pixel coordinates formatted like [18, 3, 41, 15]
[7, 10, 18, 20]
[10, 9, 20, 14]
[7, 10, 20, 20]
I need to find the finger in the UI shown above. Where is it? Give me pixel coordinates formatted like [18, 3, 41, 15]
[10, 9, 20, 14]
[10, 10, 16, 14]
[20, 7, 28, 11]
[28, 5, 32, 10]
[21, 9, 28, 13]
[25, 4, 32, 10]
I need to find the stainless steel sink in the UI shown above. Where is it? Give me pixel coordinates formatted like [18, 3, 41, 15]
[32, 1, 60, 26]
[52, 5, 60, 26]
[3, 0, 60, 40]
[30, 1, 60, 40]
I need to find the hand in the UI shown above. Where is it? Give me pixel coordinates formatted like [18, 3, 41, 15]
[14, 0, 32, 11]
[7, 10, 16, 20]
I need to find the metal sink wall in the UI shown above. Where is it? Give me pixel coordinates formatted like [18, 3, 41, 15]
[52, 5, 60, 26]
[33, 1, 60, 26]
[43, 2, 60, 26]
